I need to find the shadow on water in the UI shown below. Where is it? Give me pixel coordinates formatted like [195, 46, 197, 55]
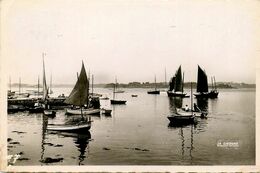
[196, 98, 208, 112]
[40, 114, 91, 165]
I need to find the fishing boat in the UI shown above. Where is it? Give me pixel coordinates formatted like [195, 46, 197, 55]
[111, 77, 127, 104]
[147, 75, 160, 94]
[194, 65, 218, 98]
[167, 83, 196, 125]
[65, 63, 100, 115]
[208, 76, 219, 98]
[167, 65, 188, 98]
[48, 62, 92, 132]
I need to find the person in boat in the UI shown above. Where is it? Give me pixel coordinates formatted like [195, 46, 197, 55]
[185, 105, 189, 111]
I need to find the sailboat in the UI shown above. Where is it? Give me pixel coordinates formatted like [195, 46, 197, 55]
[147, 75, 160, 94]
[48, 62, 92, 132]
[208, 76, 219, 98]
[49, 74, 53, 94]
[65, 62, 100, 115]
[167, 65, 188, 98]
[110, 77, 127, 104]
[113, 77, 125, 93]
[194, 65, 218, 98]
[167, 83, 197, 125]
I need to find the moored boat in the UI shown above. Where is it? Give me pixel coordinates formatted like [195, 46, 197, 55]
[147, 75, 160, 94]
[194, 65, 219, 99]
[167, 65, 188, 98]
[167, 82, 196, 125]
[65, 108, 100, 115]
[101, 108, 112, 115]
[47, 121, 91, 132]
[43, 110, 56, 118]
[110, 77, 127, 104]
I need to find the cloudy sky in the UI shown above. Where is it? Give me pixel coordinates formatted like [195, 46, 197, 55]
[2, 0, 259, 84]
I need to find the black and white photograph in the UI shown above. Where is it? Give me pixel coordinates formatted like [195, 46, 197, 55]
[0, 0, 259, 172]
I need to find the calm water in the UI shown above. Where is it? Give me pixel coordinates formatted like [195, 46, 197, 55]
[7, 88, 255, 165]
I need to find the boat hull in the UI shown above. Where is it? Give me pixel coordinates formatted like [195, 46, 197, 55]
[47, 123, 91, 132]
[101, 109, 112, 115]
[167, 91, 189, 98]
[194, 91, 218, 99]
[147, 90, 160, 94]
[65, 108, 100, 115]
[110, 100, 127, 104]
[167, 114, 196, 125]
[43, 110, 56, 118]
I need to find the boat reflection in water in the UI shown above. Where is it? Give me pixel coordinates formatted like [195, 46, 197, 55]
[63, 131, 91, 165]
[196, 98, 208, 112]
[168, 124, 195, 163]
[40, 114, 91, 165]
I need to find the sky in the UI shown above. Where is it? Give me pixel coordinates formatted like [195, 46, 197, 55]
[1, 0, 259, 85]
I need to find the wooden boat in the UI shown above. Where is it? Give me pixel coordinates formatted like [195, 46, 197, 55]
[131, 94, 138, 97]
[110, 77, 127, 104]
[147, 75, 160, 94]
[168, 83, 196, 125]
[101, 108, 112, 115]
[111, 99, 126, 104]
[43, 110, 56, 118]
[47, 121, 91, 132]
[28, 106, 44, 113]
[167, 65, 188, 98]
[65, 108, 100, 115]
[50, 62, 92, 132]
[194, 65, 219, 98]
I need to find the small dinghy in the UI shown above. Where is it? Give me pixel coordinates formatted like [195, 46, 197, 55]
[47, 120, 91, 132]
[43, 110, 56, 118]
[131, 94, 138, 97]
[101, 108, 112, 115]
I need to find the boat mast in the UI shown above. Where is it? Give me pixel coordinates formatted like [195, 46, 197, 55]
[182, 72, 184, 93]
[155, 75, 157, 91]
[19, 77, 21, 94]
[113, 77, 116, 100]
[50, 73, 52, 93]
[38, 76, 39, 98]
[214, 76, 217, 90]
[164, 67, 167, 86]
[211, 77, 214, 91]
[92, 74, 94, 96]
[191, 82, 193, 113]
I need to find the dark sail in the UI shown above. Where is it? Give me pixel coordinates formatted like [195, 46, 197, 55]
[197, 65, 208, 93]
[169, 77, 175, 91]
[174, 65, 182, 92]
[65, 62, 89, 106]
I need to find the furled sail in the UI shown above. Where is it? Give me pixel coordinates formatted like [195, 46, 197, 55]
[174, 65, 182, 92]
[197, 65, 208, 93]
[65, 62, 89, 106]
[42, 57, 48, 101]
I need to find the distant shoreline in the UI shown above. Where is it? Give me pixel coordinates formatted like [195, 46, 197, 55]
[8, 82, 255, 89]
